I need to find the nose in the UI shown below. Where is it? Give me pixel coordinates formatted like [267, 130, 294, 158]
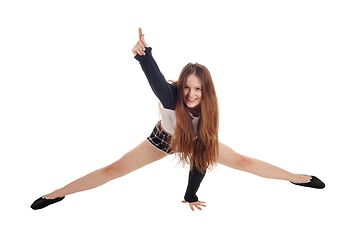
[187, 89, 194, 97]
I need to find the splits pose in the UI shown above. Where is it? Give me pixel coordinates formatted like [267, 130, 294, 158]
[31, 29, 325, 211]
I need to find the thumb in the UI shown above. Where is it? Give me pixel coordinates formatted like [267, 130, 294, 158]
[140, 35, 149, 47]
[182, 200, 187, 203]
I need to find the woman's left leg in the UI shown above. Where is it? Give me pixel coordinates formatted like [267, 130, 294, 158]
[217, 142, 311, 183]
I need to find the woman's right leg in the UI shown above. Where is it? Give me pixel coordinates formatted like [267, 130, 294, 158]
[45, 140, 167, 199]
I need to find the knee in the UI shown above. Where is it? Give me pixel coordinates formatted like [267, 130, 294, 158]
[236, 154, 254, 169]
[102, 162, 120, 178]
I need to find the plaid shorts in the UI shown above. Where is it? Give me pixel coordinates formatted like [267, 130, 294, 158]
[147, 121, 174, 154]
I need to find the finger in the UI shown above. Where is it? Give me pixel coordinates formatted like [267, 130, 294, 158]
[182, 200, 187, 203]
[198, 201, 206, 205]
[137, 40, 145, 51]
[139, 49, 145, 56]
[132, 45, 142, 56]
[190, 204, 194, 211]
[140, 35, 148, 47]
[135, 46, 144, 56]
[139, 28, 143, 39]
[133, 45, 141, 55]
[135, 43, 145, 56]
[194, 204, 202, 210]
[138, 28, 147, 47]
[138, 28, 148, 48]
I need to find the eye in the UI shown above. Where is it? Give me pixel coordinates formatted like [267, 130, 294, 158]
[184, 86, 189, 89]
[196, 87, 202, 91]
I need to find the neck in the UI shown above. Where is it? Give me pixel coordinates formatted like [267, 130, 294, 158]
[186, 105, 201, 117]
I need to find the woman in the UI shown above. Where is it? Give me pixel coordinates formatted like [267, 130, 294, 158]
[31, 29, 325, 211]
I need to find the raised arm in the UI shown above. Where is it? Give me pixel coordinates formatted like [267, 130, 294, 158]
[133, 29, 176, 110]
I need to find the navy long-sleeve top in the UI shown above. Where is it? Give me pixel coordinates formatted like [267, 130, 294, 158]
[134, 47, 205, 203]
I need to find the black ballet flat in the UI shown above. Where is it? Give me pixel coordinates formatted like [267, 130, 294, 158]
[31, 196, 65, 210]
[291, 175, 325, 189]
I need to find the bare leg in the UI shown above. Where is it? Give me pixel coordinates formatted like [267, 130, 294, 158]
[217, 142, 311, 183]
[45, 140, 168, 199]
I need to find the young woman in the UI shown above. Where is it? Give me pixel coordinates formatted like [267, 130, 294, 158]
[31, 29, 325, 211]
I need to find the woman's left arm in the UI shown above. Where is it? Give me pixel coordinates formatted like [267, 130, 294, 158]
[182, 166, 207, 211]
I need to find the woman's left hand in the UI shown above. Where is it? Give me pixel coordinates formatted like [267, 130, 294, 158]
[182, 200, 207, 211]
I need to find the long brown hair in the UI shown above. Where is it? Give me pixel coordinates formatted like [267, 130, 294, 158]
[171, 63, 219, 173]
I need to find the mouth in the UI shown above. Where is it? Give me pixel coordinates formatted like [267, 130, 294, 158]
[186, 97, 198, 103]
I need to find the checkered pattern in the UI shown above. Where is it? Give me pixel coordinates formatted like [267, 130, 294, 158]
[147, 121, 173, 154]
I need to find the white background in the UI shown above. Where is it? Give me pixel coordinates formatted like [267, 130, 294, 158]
[1, 0, 358, 239]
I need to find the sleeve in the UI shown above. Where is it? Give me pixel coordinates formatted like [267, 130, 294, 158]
[134, 47, 177, 110]
[184, 166, 206, 203]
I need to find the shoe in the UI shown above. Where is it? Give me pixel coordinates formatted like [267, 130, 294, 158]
[291, 175, 325, 189]
[31, 196, 65, 210]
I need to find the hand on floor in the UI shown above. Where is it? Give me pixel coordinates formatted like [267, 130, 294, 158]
[182, 200, 207, 211]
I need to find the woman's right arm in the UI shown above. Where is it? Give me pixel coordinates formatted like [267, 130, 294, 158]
[133, 29, 176, 110]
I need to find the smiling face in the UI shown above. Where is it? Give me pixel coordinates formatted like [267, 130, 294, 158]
[183, 74, 202, 108]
